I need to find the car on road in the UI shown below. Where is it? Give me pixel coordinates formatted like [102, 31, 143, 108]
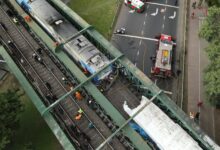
[115, 28, 126, 34]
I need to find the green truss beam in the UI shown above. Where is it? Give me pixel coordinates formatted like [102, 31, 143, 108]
[96, 90, 162, 150]
[42, 54, 123, 115]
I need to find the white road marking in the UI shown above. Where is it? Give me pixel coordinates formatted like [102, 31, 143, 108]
[139, 40, 142, 46]
[145, 2, 179, 9]
[134, 62, 137, 66]
[115, 34, 159, 42]
[212, 108, 216, 140]
[154, 79, 158, 85]
[166, 0, 168, 4]
[163, 15, 166, 20]
[143, 21, 146, 25]
[199, 20, 201, 113]
[137, 51, 140, 56]
[162, 24, 165, 29]
[147, 4, 150, 9]
[151, 8, 158, 16]
[169, 11, 176, 19]
[145, 13, 148, 17]
[141, 30, 144, 35]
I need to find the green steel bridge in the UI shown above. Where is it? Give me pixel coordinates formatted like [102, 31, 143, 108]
[0, 0, 218, 149]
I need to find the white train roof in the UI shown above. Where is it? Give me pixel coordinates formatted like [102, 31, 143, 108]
[123, 96, 202, 150]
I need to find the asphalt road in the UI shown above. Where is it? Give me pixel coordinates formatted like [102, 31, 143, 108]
[111, 0, 179, 91]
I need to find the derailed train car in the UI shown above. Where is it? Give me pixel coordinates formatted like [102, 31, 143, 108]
[16, 0, 113, 82]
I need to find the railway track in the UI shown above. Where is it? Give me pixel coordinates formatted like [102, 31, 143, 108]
[1, 1, 217, 149]
[0, 4, 131, 150]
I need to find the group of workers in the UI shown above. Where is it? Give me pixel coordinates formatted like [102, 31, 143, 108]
[32, 52, 44, 66]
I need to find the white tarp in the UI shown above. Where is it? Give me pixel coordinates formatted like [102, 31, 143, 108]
[123, 96, 202, 150]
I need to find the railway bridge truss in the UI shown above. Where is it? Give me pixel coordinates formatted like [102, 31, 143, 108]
[0, 0, 219, 150]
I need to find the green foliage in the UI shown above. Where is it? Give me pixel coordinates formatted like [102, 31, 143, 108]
[205, 40, 220, 61]
[68, 0, 119, 39]
[204, 61, 220, 105]
[200, 6, 220, 106]
[0, 90, 23, 149]
[199, 6, 220, 42]
[205, 0, 220, 7]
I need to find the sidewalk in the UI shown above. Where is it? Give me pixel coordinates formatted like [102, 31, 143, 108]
[187, 0, 220, 145]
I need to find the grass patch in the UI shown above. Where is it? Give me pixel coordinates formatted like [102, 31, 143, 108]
[0, 74, 62, 150]
[68, 0, 119, 38]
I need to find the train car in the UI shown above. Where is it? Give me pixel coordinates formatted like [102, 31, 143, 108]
[16, 0, 113, 82]
[151, 34, 174, 78]
[123, 96, 203, 150]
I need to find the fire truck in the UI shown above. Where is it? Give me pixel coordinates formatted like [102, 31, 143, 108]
[151, 34, 175, 78]
[124, 0, 145, 13]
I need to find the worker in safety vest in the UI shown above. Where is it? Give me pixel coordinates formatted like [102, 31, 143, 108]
[75, 113, 82, 120]
[75, 91, 82, 100]
[75, 108, 83, 120]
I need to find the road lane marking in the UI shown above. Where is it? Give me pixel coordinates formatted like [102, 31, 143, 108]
[162, 24, 165, 29]
[163, 15, 166, 20]
[115, 34, 159, 42]
[212, 108, 216, 140]
[151, 8, 158, 16]
[137, 51, 139, 56]
[169, 11, 176, 19]
[154, 79, 158, 85]
[142, 46, 147, 72]
[145, 13, 148, 17]
[114, 34, 177, 45]
[147, 4, 149, 9]
[141, 30, 144, 35]
[199, 19, 201, 114]
[145, 2, 179, 9]
[139, 40, 142, 46]
[143, 21, 146, 25]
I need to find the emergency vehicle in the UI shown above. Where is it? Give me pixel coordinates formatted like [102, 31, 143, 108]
[124, 0, 145, 13]
[151, 34, 174, 78]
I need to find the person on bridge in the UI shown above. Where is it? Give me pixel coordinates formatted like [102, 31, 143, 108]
[75, 91, 83, 100]
[62, 77, 68, 85]
[32, 53, 38, 61]
[75, 108, 83, 120]
[88, 122, 94, 129]
[78, 108, 83, 114]
[75, 113, 82, 120]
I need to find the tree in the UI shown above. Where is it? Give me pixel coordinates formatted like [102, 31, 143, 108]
[205, 40, 220, 61]
[204, 60, 220, 106]
[0, 90, 24, 149]
[199, 6, 220, 42]
[199, 6, 220, 106]
[205, 0, 220, 7]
